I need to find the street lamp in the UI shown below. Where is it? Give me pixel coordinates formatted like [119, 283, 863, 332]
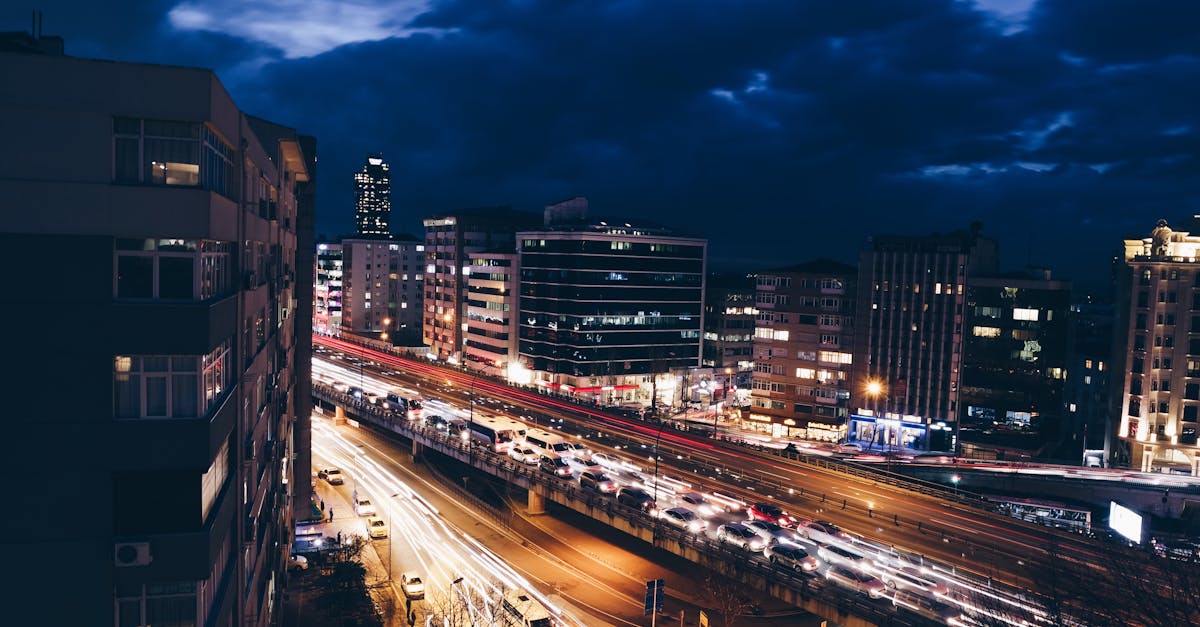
[951, 474, 961, 496]
[467, 370, 480, 468]
[651, 417, 669, 543]
[865, 379, 885, 451]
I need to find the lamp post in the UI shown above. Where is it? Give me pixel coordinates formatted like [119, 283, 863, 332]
[467, 370, 480, 468]
[865, 379, 884, 451]
[951, 474, 961, 497]
[651, 417, 668, 543]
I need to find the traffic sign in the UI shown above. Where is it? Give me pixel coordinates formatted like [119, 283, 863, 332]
[644, 578, 665, 615]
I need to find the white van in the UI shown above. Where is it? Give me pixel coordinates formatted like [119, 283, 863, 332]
[501, 589, 552, 627]
[523, 428, 569, 457]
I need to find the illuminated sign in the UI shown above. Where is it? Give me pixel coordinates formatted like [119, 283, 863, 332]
[1109, 501, 1143, 544]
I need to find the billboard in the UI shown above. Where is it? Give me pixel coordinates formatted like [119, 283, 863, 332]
[1108, 501, 1143, 544]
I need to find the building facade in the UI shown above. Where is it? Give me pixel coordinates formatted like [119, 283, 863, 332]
[748, 261, 856, 440]
[0, 46, 311, 626]
[1065, 300, 1114, 467]
[702, 272, 756, 383]
[1117, 219, 1200, 474]
[314, 242, 343, 334]
[516, 210, 707, 407]
[340, 236, 424, 343]
[464, 252, 520, 377]
[960, 270, 1071, 448]
[851, 225, 999, 452]
[422, 208, 540, 361]
[353, 154, 390, 236]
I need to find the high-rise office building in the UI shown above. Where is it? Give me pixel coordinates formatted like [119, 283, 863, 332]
[0, 43, 313, 625]
[423, 207, 540, 361]
[851, 224, 998, 452]
[1117, 219, 1200, 475]
[464, 251, 521, 377]
[960, 269, 1071, 448]
[354, 154, 390, 236]
[516, 199, 707, 407]
[748, 261, 856, 440]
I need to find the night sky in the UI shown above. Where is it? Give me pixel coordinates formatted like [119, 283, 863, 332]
[12, 1, 1200, 292]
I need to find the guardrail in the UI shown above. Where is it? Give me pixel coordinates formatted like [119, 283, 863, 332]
[312, 383, 934, 627]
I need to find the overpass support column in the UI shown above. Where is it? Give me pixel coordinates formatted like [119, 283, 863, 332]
[412, 440, 424, 459]
[334, 404, 346, 425]
[527, 489, 546, 516]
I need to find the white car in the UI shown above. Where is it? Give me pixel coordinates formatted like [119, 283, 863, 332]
[288, 554, 308, 571]
[366, 516, 388, 539]
[745, 520, 797, 546]
[675, 492, 724, 517]
[797, 520, 850, 545]
[400, 573, 425, 599]
[317, 467, 344, 485]
[717, 523, 767, 552]
[508, 445, 540, 465]
[878, 566, 950, 597]
[588, 452, 624, 470]
[833, 442, 864, 454]
[353, 496, 376, 517]
[826, 565, 887, 598]
[660, 507, 707, 533]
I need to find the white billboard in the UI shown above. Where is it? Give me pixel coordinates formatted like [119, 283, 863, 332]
[1108, 501, 1143, 544]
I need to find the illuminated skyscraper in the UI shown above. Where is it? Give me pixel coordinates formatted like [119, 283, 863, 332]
[354, 154, 391, 236]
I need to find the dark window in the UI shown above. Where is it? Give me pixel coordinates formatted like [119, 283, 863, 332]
[1133, 357, 1144, 374]
[1185, 407, 1199, 423]
[1186, 383, 1199, 400]
[1190, 338, 1200, 355]
[1129, 398, 1141, 416]
[1137, 314, 1148, 330]
[1130, 378, 1143, 395]
[117, 256, 154, 298]
[1135, 335, 1147, 351]
[158, 257, 194, 299]
[1160, 402, 1170, 414]
[1138, 291, 1149, 308]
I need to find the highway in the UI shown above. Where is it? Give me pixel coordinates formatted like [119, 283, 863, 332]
[312, 334, 1177, 625]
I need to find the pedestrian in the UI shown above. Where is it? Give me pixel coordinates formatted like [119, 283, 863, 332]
[337, 531, 342, 545]
[329, 507, 334, 522]
[320, 499, 325, 511]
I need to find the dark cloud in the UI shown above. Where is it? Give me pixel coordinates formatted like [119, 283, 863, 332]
[7, 0, 1200, 292]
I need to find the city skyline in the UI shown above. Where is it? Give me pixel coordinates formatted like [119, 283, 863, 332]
[9, 1, 1200, 291]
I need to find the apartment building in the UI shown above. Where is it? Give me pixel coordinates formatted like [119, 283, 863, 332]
[340, 235, 423, 343]
[464, 251, 520, 377]
[0, 43, 312, 625]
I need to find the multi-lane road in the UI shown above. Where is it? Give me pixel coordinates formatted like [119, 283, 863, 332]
[312, 334, 1182, 625]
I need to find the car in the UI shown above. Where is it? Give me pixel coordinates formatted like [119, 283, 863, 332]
[717, 523, 768, 552]
[825, 565, 887, 598]
[288, 554, 309, 571]
[579, 470, 617, 493]
[833, 443, 864, 454]
[347, 386, 364, 399]
[747, 502, 797, 527]
[745, 520, 797, 545]
[539, 453, 574, 478]
[317, 467, 345, 485]
[659, 507, 708, 533]
[892, 590, 967, 623]
[817, 544, 872, 571]
[765, 543, 819, 572]
[588, 452, 624, 470]
[796, 520, 850, 545]
[353, 494, 376, 517]
[425, 414, 449, 430]
[567, 455, 603, 474]
[365, 391, 382, 405]
[508, 445, 540, 465]
[616, 487, 657, 512]
[400, 572, 425, 599]
[564, 441, 590, 457]
[878, 565, 951, 597]
[675, 492, 724, 517]
[366, 516, 389, 539]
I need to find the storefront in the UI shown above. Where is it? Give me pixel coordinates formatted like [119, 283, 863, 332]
[847, 413, 944, 452]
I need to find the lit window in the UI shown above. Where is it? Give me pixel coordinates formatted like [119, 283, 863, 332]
[973, 326, 1001, 338]
[773, 330, 790, 341]
[797, 368, 815, 379]
[1013, 308, 1039, 321]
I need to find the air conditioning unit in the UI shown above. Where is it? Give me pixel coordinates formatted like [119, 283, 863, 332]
[114, 542, 152, 567]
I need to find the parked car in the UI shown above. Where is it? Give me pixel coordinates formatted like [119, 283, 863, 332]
[400, 573, 425, 599]
[747, 502, 797, 527]
[317, 467, 344, 485]
[764, 544, 819, 572]
[353, 494, 376, 517]
[579, 470, 617, 493]
[717, 523, 768, 552]
[539, 453, 574, 478]
[745, 520, 798, 546]
[659, 507, 707, 533]
[366, 516, 389, 539]
[826, 565, 887, 598]
[288, 554, 309, 571]
[616, 487, 656, 512]
[797, 520, 850, 545]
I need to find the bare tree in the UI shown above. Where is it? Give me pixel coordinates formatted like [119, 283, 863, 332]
[702, 574, 757, 627]
[422, 578, 510, 627]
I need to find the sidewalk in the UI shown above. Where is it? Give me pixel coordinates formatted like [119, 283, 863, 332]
[284, 478, 403, 627]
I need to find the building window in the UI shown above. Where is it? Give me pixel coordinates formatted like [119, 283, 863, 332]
[201, 440, 229, 522]
[113, 118, 234, 197]
[115, 238, 232, 301]
[115, 581, 198, 627]
[114, 341, 230, 419]
[1130, 378, 1142, 395]
[1012, 308, 1039, 321]
[973, 326, 1001, 338]
[1128, 398, 1141, 417]
[819, 334, 839, 346]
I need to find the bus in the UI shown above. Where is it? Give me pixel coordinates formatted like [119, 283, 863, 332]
[522, 428, 570, 457]
[501, 589, 552, 627]
[384, 389, 423, 419]
[467, 417, 523, 453]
